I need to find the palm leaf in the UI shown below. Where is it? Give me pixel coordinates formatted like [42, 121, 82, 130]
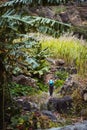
[0, 0, 69, 7]
[2, 14, 71, 37]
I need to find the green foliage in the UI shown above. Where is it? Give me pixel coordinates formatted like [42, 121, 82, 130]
[37, 82, 48, 92]
[54, 70, 68, 89]
[41, 34, 87, 75]
[0, 0, 85, 128]
[0, 1, 70, 127]
[54, 79, 64, 88]
[29, 43, 49, 77]
[1, 13, 71, 37]
[0, 0, 71, 76]
[9, 83, 38, 97]
[9, 80, 48, 97]
[10, 113, 34, 129]
[9, 111, 60, 130]
[55, 70, 69, 80]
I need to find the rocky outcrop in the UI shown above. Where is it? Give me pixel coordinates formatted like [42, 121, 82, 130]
[59, 12, 69, 23]
[14, 97, 38, 111]
[12, 74, 36, 87]
[60, 75, 79, 95]
[46, 58, 65, 66]
[66, 6, 82, 26]
[41, 110, 57, 121]
[47, 96, 72, 113]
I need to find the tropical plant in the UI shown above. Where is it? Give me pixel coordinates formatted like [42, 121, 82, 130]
[1, 0, 69, 7]
[0, 0, 71, 129]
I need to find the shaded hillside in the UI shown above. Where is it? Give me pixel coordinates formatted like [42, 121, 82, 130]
[27, 3, 87, 38]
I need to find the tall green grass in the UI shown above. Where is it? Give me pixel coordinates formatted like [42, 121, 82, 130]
[41, 34, 87, 75]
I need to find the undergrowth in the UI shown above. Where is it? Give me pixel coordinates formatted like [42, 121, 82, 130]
[9, 81, 48, 97]
[9, 83, 39, 97]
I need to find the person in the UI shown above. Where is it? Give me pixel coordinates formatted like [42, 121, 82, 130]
[48, 78, 54, 97]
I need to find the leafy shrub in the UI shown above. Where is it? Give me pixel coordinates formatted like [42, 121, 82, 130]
[37, 82, 48, 92]
[54, 70, 68, 89]
[9, 111, 59, 130]
[54, 79, 64, 89]
[55, 70, 69, 80]
[10, 112, 36, 130]
[9, 83, 38, 97]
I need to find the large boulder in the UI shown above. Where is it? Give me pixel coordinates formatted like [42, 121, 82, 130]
[47, 96, 72, 113]
[41, 110, 57, 121]
[59, 12, 69, 23]
[12, 74, 36, 87]
[14, 97, 38, 111]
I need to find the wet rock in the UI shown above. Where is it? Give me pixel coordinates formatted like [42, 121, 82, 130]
[47, 96, 72, 113]
[41, 110, 57, 121]
[12, 74, 36, 87]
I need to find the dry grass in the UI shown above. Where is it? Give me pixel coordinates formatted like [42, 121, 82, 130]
[41, 33, 87, 75]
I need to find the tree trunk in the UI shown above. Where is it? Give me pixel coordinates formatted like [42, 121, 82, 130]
[0, 58, 11, 130]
